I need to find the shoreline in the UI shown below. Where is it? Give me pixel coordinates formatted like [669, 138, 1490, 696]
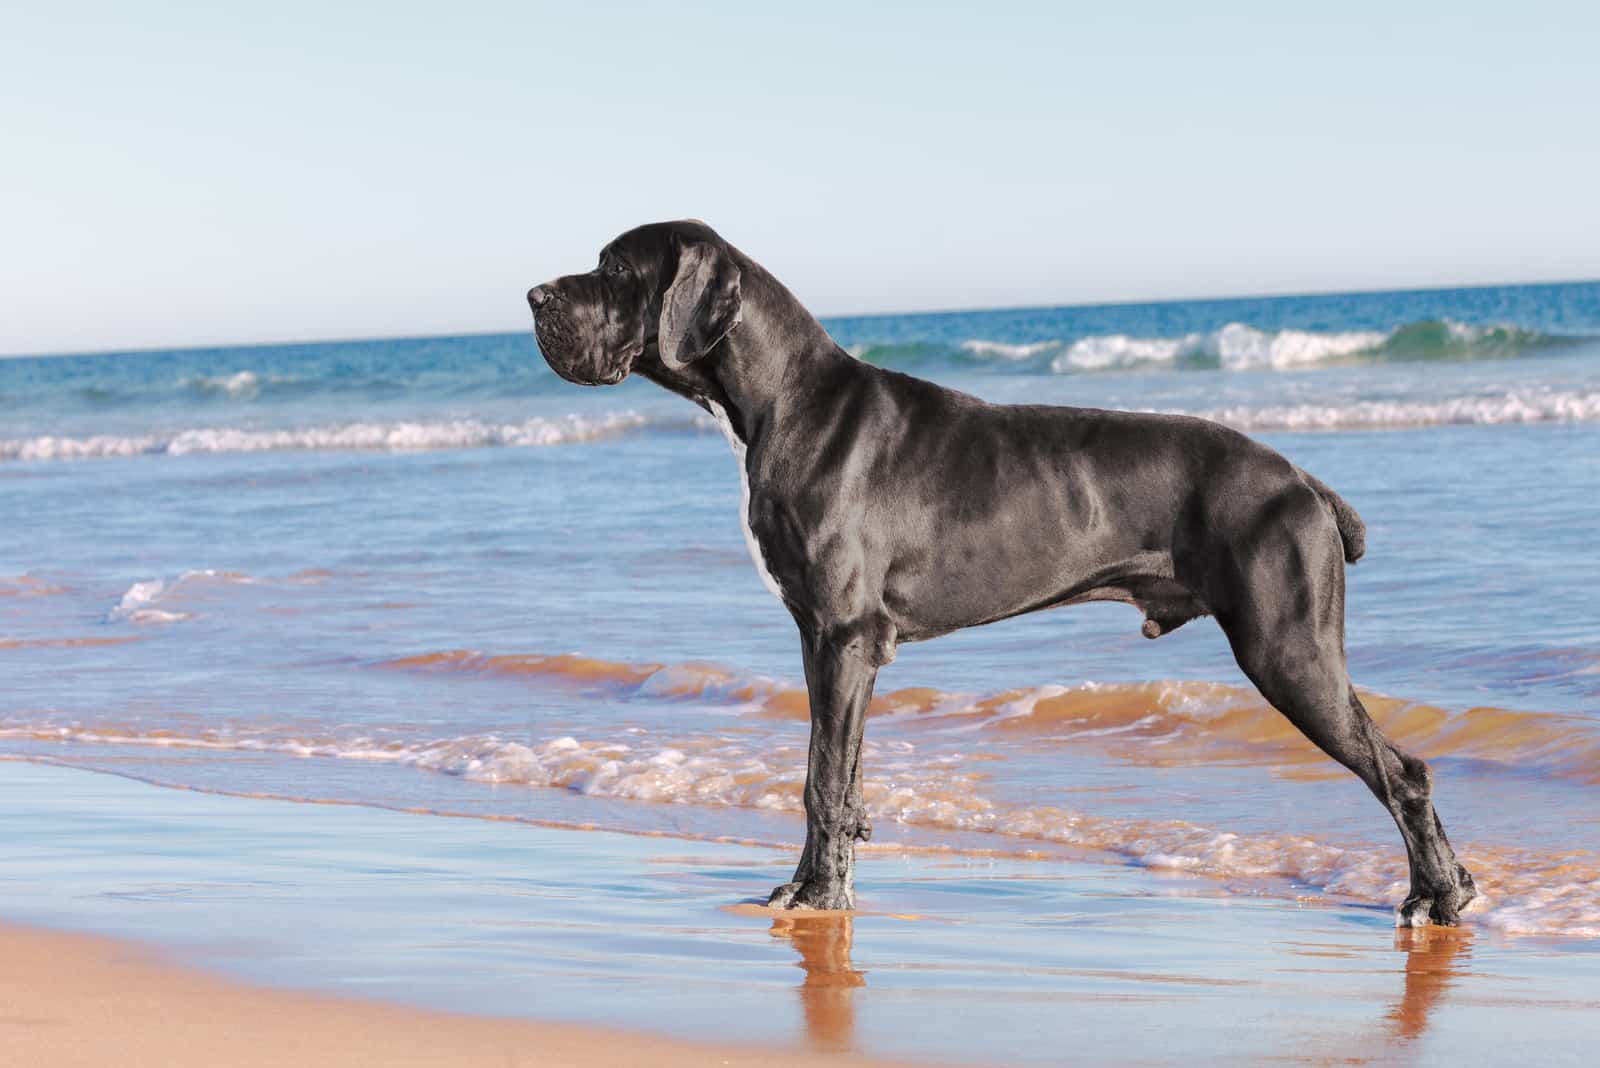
[3, 758, 1597, 1066]
[0, 920, 914, 1068]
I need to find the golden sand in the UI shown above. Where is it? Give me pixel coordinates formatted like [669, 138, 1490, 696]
[0, 921, 919, 1068]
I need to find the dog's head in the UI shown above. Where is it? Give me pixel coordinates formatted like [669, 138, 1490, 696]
[527, 220, 743, 386]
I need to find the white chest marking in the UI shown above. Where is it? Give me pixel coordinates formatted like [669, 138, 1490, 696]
[705, 399, 786, 604]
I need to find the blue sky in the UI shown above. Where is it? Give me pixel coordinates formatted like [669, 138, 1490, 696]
[3, 1, 1597, 355]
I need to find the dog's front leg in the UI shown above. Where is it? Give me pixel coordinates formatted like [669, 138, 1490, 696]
[768, 631, 878, 910]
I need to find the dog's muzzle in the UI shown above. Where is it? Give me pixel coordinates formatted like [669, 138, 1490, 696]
[529, 284, 635, 386]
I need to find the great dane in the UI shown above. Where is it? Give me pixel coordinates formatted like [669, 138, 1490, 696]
[526, 220, 1477, 926]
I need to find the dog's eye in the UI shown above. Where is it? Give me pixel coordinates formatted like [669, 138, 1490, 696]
[608, 263, 628, 278]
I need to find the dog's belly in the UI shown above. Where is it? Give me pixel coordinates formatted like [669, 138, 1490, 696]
[884, 539, 1197, 642]
[869, 443, 1207, 642]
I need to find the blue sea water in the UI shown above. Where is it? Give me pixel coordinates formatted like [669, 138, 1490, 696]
[3, 280, 1599, 937]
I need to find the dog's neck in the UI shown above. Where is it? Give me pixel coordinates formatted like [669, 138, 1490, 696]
[643, 254, 850, 447]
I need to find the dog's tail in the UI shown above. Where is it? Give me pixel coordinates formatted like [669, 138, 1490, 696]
[1298, 469, 1366, 563]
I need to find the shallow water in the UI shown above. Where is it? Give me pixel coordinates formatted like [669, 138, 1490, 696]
[3, 281, 1599, 939]
[4, 762, 1596, 1066]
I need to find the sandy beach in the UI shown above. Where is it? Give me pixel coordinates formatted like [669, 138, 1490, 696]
[0, 920, 913, 1068]
[3, 759, 1597, 1066]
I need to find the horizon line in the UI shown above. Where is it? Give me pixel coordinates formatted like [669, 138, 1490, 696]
[6, 274, 1597, 362]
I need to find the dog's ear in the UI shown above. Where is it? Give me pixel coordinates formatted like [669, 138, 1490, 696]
[658, 242, 742, 370]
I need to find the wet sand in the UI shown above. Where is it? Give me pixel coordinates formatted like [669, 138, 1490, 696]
[0, 921, 910, 1067]
[2, 759, 1597, 1065]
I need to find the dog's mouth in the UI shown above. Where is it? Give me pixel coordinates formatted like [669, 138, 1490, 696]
[546, 361, 626, 388]
[595, 343, 645, 384]
[537, 338, 641, 387]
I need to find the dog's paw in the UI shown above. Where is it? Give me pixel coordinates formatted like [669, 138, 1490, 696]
[766, 880, 853, 911]
[1396, 896, 1436, 928]
[1397, 866, 1479, 928]
[767, 882, 803, 909]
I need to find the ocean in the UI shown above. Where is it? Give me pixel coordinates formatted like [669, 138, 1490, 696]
[4, 279, 1599, 940]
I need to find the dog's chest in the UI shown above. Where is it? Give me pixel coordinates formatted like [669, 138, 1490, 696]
[704, 400, 787, 604]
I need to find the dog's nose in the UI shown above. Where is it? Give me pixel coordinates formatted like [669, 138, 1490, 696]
[527, 285, 553, 309]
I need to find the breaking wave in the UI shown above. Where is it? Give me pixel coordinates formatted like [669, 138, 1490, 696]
[850, 319, 1574, 373]
[178, 370, 297, 399]
[104, 568, 328, 624]
[0, 411, 679, 462]
[1187, 388, 1600, 431]
[107, 578, 194, 624]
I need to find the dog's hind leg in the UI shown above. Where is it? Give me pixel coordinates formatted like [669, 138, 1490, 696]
[768, 626, 880, 911]
[1211, 501, 1475, 927]
[1246, 666, 1477, 927]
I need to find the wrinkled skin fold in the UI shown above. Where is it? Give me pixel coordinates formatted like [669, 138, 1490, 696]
[527, 220, 1477, 924]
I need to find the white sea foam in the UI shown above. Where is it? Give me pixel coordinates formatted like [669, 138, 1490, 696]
[107, 579, 190, 624]
[1190, 389, 1600, 431]
[179, 370, 268, 398]
[106, 569, 265, 624]
[1213, 322, 1390, 370]
[1040, 322, 1391, 372]
[959, 339, 1063, 361]
[954, 324, 1388, 373]
[1053, 333, 1201, 371]
[0, 411, 661, 462]
[8, 719, 1596, 935]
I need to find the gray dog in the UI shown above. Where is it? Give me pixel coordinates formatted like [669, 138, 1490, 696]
[527, 220, 1477, 927]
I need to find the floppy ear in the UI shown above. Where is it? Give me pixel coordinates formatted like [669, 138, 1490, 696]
[658, 242, 742, 370]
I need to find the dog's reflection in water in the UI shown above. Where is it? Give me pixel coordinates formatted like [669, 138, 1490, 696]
[1388, 925, 1473, 1042]
[766, 909, 1472, 1056]
[768, 913, 866, 1051]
